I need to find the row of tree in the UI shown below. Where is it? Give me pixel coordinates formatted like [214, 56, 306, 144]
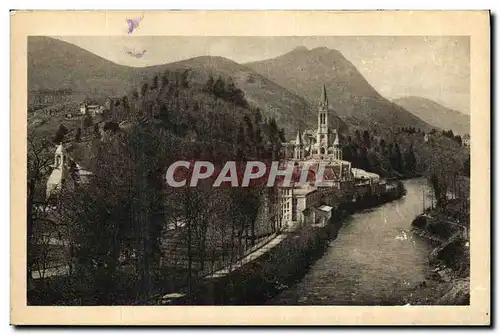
[441, 129, 466, 146]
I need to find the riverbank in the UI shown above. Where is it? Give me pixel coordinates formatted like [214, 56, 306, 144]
[407, 212, 470, 305]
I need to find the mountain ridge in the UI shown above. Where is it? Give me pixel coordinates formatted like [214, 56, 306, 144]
[393, 96, 470, 135]
[245, 46, 435, 132]
[29, 36, 348, 138]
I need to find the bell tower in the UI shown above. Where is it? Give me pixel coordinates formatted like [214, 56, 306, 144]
[332, 129, 342, 160]
[316, 84, 329, 156]
[294, 130, 304, 160]
[46, 144, 74, 200]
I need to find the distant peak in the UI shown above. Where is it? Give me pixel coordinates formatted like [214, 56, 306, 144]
[291, 46, 309, 52]
[311, 46, 330, 52]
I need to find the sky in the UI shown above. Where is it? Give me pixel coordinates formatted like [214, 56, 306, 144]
[55, 36, 470, 114]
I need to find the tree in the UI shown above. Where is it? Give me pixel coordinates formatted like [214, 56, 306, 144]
[30, 208, 64, 282]
[463, 155, 470, 177]
[140, 83, 149, 98]
[180, 69, 190, 88]
[355, 129, 361, 143]
[429, 173, 446, 207]
[359, 147, 370, 171]
[204, 76, 215, 94]
[82, 114, 93, 129]
[379, 138, 386, 152]
[27, 135, 54, 286]
[362, 130, 371, 148]
[58, 120, 170, 304]
[151, 75, 159, 90]
[404, 144, 417, 173]
[75, 128, 81, 142]
[367, 149, 383, 176]
[35, 67, 285, 304]
[342, 145, 353, 163]
[93, 123, 100, 137]
[390, 142, 404, 173]
[213, 77, 225, 98]
[266, 118, 282, 160]
[225, 77, 247, 107]
[53, 124, 69, 144]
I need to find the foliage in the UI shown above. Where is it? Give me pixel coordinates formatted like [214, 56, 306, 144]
[203, 75, 248, 108]
[27, 134, 54, 285]
[53, 124, 69, 144]
[29, 69, 286, 305]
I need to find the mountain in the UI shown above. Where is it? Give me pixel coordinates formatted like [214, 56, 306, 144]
[149, 56, 347, 138]
[393, 96, 470, 135]
[245, 46, 434, 132]
[28, 36, 142, 97]
[28, 37, 346, 138]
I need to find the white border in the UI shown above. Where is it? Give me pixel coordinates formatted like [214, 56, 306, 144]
[4, 1, 497, 333]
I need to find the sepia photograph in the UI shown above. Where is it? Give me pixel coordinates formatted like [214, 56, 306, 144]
[11, 10, 490, 325]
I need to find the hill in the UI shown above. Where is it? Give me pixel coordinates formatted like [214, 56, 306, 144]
[393, 96, 470, 136]
[245, 46, 434, 132]
[28, 37, 346, 139]
[28, 36, 142, 98]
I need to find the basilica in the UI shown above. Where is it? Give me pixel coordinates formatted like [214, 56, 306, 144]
[280, 85, 355, 227]
[292, 84, 343, 162]
[282, 84, 352, 184]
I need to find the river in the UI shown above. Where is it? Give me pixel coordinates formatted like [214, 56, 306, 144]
[269, 178, 434, 305]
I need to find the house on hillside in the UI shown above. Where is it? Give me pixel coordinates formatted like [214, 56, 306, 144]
[45, 143, 93, 201]
[463, 134, 470, 148]
[80, 101, 104, 116]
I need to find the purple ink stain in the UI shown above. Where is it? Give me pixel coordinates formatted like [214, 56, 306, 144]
[126, 15, 143, 34]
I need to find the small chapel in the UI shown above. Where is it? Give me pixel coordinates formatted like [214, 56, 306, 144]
[45, 144, 93, 201]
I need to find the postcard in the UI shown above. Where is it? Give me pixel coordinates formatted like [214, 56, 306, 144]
[11, 10, 490, 325]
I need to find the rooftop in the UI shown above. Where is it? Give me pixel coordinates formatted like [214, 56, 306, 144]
[318, 205, 333, 212]
[292, 185, 318, 196]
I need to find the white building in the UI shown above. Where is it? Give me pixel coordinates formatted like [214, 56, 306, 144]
[46, 144, 74, 200]
[45, 144, 93, 201]
[351, 167, 381, 197]
[80, 102, 104, 116]
[463, 134, 470, 148]
[352, 168, 380, 184]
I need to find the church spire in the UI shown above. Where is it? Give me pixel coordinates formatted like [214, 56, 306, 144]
[295, 130, 303, 146]
[332, 130, 342, 160]
[333, 130, 340, 147]
[294, 130, 304, 160]
[320, 84, 328, 107]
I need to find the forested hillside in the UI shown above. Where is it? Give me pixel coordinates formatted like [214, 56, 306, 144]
[28, 69, 286, 305]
